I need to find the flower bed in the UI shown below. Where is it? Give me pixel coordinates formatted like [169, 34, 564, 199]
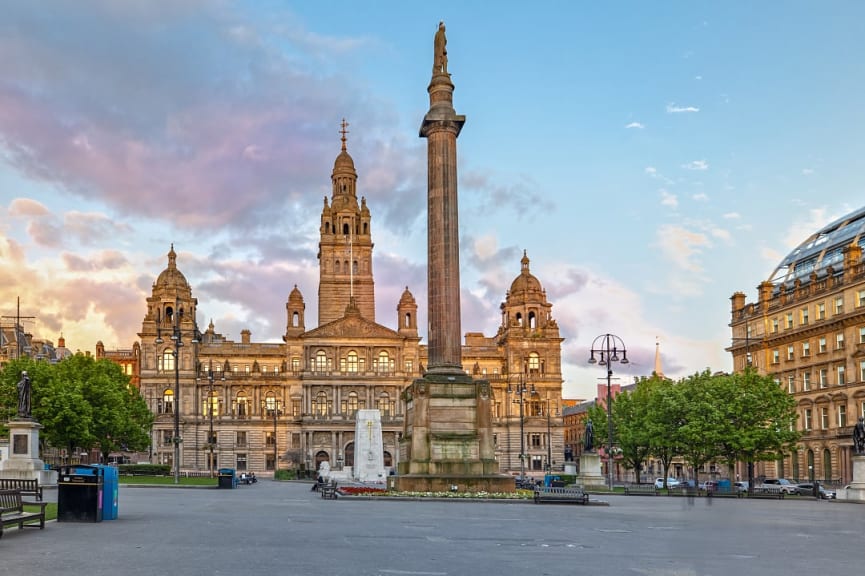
[338, 486, 387, 495]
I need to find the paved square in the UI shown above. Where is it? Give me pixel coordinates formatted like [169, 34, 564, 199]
[2, 482, 861, 576]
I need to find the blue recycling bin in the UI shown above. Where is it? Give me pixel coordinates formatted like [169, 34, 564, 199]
[93, 464, 119, 520]
[58, 465, 104, 522]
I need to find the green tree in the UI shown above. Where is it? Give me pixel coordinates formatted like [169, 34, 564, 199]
[645, 377, 686, 487]
[676, 370, 725, 486]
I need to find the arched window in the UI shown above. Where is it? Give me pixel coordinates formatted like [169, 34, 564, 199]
[236, 392, 248, 417]
[404, 313, 411, 328]
[515, 312, 523, 326]
[353, 260, 358, 274]
[315, 351, 327, 372]
[378, 392, 394, 418]
[529, 311, 537, 329]
[264, 392, 277, 414]
[335, 260, 340, 274]
[344, 391, 359, 416]
[314, 392, 329, 416]
[343, 351, 359, 373]
[163, 389, 175, 414]
[791, 450, 799, 480]
[292, 312, 300, 327]
[343, 223, 350, 235]
[160, 350, 175, 371]
[823, 448, 832, 481]
[203, 389, 219, 417]
[363, 222, 368, 235]
[375, 351, 393, 373]
[343, 260, 349, 272]
[807, 449, 815, 481]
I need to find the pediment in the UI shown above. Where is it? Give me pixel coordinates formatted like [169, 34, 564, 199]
[303, 314, 401, 340]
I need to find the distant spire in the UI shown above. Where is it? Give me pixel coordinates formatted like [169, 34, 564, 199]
[654, 337, 665, 378]
[339, 118, 350, 152]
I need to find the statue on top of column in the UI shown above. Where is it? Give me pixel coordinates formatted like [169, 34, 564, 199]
[433, 21, 448, 76]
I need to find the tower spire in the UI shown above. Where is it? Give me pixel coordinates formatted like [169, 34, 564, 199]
[339, 118, 350, 152]
[654, 337, 665, 378]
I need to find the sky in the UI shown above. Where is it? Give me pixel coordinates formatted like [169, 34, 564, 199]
[1, 1, 864, 400]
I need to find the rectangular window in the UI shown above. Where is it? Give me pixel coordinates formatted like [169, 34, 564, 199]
[821, 407, 829, 430]
[860, 326, 865, 344]
[858, 289, 865, 308]
[291, 357, 301, 372]
[802, 342, 810, 357]
[861, 402, 865, 419]
[804, 409, 812, 431]
[838, 405, 847, 428]
[800, 307, 809, 325]
[772, 349, 780, 364]
[787, 345, 795, 361]
[405, 360, 413, 373]
[837, 333, 845, 349]
[292, 399, 301, 417]
[291, 433, 301, 449]
[786, 313, 794, 329]
[819, 337, 827, 353]
[838, 365, 846, 385]
[819, 369, 828, 388]
[802, 372, 811, 391]
[835, 297, 845, 315]
[787, 375, 795, 393]
[236, 431, 247, 447]
[162, 431, 173, 446]
[816, 302, 826, 320]
[236, 454, 247, 471]
[861, 360, 865, 383]
[531, 434, 542, 448]
[772, 318, 779, 333]
[265, 431, 275, 448]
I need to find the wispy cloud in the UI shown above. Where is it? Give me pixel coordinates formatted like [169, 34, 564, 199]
[692, 192, 709, 202]
[802, 168, 814, 175]
[625, 122, 645, 129]
[723, 212, 741, 219]
[660, 189, 678, 208]
[682, 160, 709, 171]
[666, 103, 700, 113]
[655, 224, 711, 273]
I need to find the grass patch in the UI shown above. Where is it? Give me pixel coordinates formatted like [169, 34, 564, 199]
[21, 501, 57, 522]
[119, 475, 217, 486]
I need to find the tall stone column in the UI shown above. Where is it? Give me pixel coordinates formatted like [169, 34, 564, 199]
[420, 21, 465, 373]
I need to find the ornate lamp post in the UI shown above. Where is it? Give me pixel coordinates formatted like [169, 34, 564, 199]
[156, 301, 198, 485]
[199, 362, 225, 478]
[508, 365, 536, 482]
[262, 398, 282, 474]
[545, 399, 558, 473]
[588, 334, 628, 490]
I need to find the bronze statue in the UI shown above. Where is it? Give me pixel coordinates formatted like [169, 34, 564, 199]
[584, 419, 594, 452]
[433, 21, 448, 75]
[854, 416, 865, 454]
[17, 370, 31, 418]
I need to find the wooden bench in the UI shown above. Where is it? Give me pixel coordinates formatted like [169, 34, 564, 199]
[320, 481, 338, 500]
[0, 478, 43, 501]
[0, 489, 47, 539]
[624, 484, 659, 496]
[533, 486, 589, 504]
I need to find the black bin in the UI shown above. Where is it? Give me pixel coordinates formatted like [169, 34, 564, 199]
[58, 465, 104, 522]
[218, 468, 237, 489]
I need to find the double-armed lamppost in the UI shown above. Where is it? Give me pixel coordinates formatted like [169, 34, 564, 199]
[544, 398, 559, 473]
[508, 364, 536, 481]
[588, 333, 628, 490]
[262, 398, 282, 474]
[199, 361, 225, 477]
[156, 301, 198, 485]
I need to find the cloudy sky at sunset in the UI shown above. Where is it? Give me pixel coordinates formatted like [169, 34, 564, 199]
[2, 1, 863, 399]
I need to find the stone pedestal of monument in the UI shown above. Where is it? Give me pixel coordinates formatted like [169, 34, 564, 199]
[837, 455, 865, 502]
[0, 419, 57, 485]
[578, 452, 606, 488]
[395, 373, 514, 493]
[354, 409, 386, 483]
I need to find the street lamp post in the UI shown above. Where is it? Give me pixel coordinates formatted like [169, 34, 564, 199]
[155, 301, 198, 485]
[545, 399, 558, 473]
[508, 367, 536, 481]
[262, 399, 282, 474]
[588, 333, 628, 490]
[201, 362, 225, 478]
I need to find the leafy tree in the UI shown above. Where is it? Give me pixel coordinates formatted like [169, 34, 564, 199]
[676, 370, 725, 486]
[645, 377, 686, 487]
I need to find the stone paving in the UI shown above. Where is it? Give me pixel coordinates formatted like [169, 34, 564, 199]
[2, 481, 861, 576]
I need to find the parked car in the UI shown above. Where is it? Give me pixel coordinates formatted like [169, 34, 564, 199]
[734, 481, 749, 493]
[795, 483, 836, 499]
[655, 477, 680, 489]
[758, 478, 798, 495]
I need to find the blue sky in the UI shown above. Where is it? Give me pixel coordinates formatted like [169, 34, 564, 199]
[1, 1, 863, 399]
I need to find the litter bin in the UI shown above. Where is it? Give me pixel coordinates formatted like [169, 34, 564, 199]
[94, 464, 119, 520]
[218, 468, 237, 489]
[58, 465, 104, 522]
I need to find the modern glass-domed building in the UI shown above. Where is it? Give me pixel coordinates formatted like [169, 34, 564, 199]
[729, 205, 865, 486]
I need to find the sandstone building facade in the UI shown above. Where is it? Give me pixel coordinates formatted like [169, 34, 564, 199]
[136, 135, 564, 478]
[729, 206, 865, 485]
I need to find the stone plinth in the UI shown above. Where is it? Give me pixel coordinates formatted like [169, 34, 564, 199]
[578, 453, 606, 488]
[838, 455, 865, 502]
[354, 409, 386, 483]
[0, 419, 57, 485]
[395, 373, 514, 493]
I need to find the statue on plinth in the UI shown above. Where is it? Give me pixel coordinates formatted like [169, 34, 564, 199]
[584, 419, 594, 452]
[433, 21, 448, 75]
[854, 416, 865, 454]
[17, 370, 31, 419]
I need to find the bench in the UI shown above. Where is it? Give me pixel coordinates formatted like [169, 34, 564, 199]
[533, 486, 589, 504]
[320, 481, 338, 500]
[624, 484, 659, 496]
[0, 478, 43, 501]
[0, 489, 47, 539]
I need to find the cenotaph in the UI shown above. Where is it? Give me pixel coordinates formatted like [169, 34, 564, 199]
[354, 409, 386, 483]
